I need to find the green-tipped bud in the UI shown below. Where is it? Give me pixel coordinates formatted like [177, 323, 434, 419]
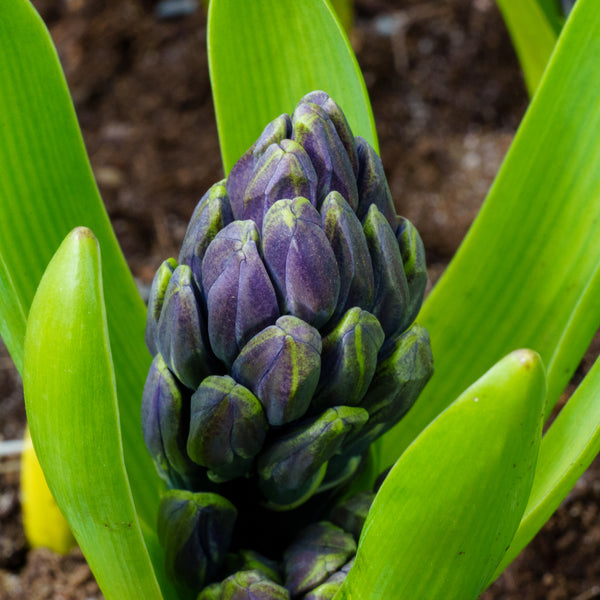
[254, 114, 294, 158]
[227, 114, 293, 217]
[221, 570, 290, 600]
[355, 136, 397, 227]
[302, 560, 353, 600]
[158, 490, 237, 592]
[146, 257, 178, 356]
[292, 102, 358, 209]
[313, 308, 384, 411]
[232, 316, 322, 426]
[226, 550, 283, 585]
[321, 191, 374, 321]
[262, 197, 340, 328]
[241, 140, 318, 230]
[179, 182, 234, 288]
[202, 221, 280, 367]
[396, 216, 428, 325]
[197, 582, 223, 600]
[346, 323, 434, 456]
[302, 578, 343, 600]
[363, 204, 410, 341]
[257, 406, 368, 508]
[187, 375, 268, 482]
[141, 354, 204, 489]
[157, 264, 214, 389]
[283, 522, 356, 597]
[299, 91, 359, 178]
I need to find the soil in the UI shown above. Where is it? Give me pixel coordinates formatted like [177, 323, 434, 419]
[1, 0, 599, 598]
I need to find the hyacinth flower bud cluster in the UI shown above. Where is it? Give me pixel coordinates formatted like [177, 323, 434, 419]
[142, 91, 434, 597]
[194, 491, 375, 600]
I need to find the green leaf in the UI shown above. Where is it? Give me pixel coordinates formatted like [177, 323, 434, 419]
[330, 0, 354, 33]
[23, 228, 174, 600]
[0, 0, 160, 549]
[496, 0, 557, 96]
[377, 0, 600, 469]
[336, 350, 546, 600]
[207, 0, 377, 174]
[535, 0, 566, 34]
[492, 345, 600, 579]
[0, 252, 27, 372]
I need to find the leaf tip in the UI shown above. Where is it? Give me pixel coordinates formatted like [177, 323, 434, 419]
[511, 348, 542, 370]
[62, 226, 100, 261]
[70, 226, 97, 242]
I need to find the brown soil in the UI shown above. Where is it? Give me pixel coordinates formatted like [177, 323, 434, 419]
[1, 0, 599, 598]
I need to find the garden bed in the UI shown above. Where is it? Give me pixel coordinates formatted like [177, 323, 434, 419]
[1, 1, 599, 598]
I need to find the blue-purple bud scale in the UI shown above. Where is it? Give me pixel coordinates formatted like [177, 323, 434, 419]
[178, 182, 233, 290]
[202, 220, 280, 367]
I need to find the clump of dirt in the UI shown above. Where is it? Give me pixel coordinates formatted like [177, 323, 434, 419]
[0, 547, 102, 600]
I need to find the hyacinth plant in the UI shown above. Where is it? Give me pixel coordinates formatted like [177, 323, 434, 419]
[1, 0, 600, 598]
[139, 88, 435, 598]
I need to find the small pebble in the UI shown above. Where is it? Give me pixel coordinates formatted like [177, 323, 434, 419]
[156, 0, 198, 20]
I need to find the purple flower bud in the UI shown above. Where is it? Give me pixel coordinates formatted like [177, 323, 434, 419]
[396, 216, 428, 326]
[187, 375, 268, 482]
[232, 315, 321, 426]
[363, 204, 410, 341]
[292, 102, 358, 209]
[202, 221, 280, 367]
[179, 182, 234, 289]
[158, 489, 237, 592]
[141, 354, 204, 489]
[257, 406, 368, 507]
[226, 550, 283, 585]
[283, 522, 356, 597]
[302, 577, 343, 600]
[157, 264, 214, 389]
[254, 114, 293, 158]
[145, 257, 177, 356]
[227, 114, 293, 217]
[355, 136, 397, 228]
[345, 323, 434, 456]
[320, 191, 374, 321]
[312, 308, 385, 411]
[302, 560, 354, 600]
[221, 570, 290, 600]
[197, 583, 223, 600]
[262, 197, 340, 328]
[299, 91, 359, 178]
[240, 140, 318, 230]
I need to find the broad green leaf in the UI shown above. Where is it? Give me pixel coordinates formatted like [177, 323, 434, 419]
[0, 0, 160, 549]
[378, 0, 600, 469]
[493, 346, 600, 579]
[208, 0, 377, 174]
[330, 0, 354, 33]
[535, 0, 566, 34]
[0, 252, 27, 372]
[496, 0, 557, 95]
[23, 229, 174, 600]
[336, 350, 546, 600]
